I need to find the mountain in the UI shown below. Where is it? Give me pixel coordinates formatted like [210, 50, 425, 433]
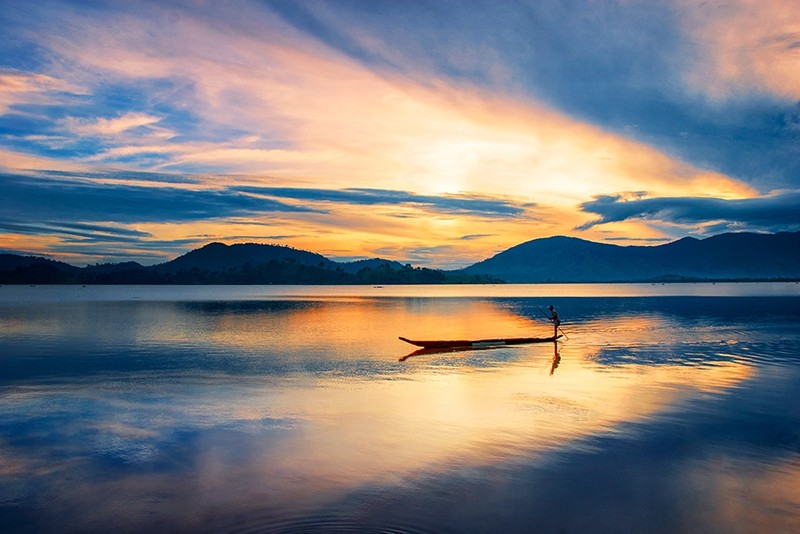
[462, 231, 800, 282]
[149, 243, 462, 284]
[0, 243, 497, 284]
[154, 242, 335, 274]
[0, 254, 83, 283]
[337, 258, 407, 274]
[2, 232, 798, 284]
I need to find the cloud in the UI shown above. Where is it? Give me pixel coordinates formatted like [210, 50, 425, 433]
[0, 169, 542, 268]
[371, 243, 469, 266]
[459, 234, 493, 241]
[267, 0, 799, 194]
[43, 239, 201, 260]
[677, 0, 800, 100]
[0, 172, 318, 224]
[577, 191, 800, 232]
[0, 221, 152, 242]
[3, 170, 537, 226]
[0, 69, 87, 114]
[235, 186, 530, 218]
[0, 0, 761, 201]
[1, 1, 798, 266]
[39, 169, 203, 185]
[61, 113, 163, 136]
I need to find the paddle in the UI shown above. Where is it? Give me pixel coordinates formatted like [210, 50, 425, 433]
[540, 307, 569, 341]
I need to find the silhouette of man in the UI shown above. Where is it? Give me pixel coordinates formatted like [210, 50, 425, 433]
[548, 305, 560, 338]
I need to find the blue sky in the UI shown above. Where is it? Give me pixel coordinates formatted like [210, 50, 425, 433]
[1, 0, 798, 267]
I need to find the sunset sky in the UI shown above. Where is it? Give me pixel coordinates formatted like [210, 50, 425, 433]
[1, 0, 798, 268]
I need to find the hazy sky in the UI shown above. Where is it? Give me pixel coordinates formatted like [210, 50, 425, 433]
[1, 0, 798, 267]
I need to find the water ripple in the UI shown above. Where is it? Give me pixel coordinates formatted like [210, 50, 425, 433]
[221, 512, 432, 534]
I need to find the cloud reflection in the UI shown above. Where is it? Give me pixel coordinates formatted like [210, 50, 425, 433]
[3, 295, 794, 531]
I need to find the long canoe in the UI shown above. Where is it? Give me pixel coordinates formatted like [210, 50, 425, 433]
[398, 335, 560, 349]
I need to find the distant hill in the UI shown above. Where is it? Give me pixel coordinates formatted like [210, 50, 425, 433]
[154, 242, 335, 274]
[0, 243, 497, 285]
[462, 232, 800, 282]
[2, 232, 798, 284]
[337, 258, 407, 274]
[0, 254, 83, 283]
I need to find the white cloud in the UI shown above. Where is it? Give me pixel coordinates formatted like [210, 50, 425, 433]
[61, 113, 164, 137]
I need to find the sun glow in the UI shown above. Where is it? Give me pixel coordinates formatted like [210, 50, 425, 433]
[0, 0, 790, 266]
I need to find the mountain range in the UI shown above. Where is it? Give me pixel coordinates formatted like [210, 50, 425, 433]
[463, 231, 800, 282]
[1, 231, 798, 284]
[0, 242, 496, 285]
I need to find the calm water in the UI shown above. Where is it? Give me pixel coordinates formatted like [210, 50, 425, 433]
[1, 284, 799, 533]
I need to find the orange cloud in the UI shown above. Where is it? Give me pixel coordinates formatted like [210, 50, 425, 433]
[0, 70, 87, 114]
[677, 0, 800, 100]
[1, 2, 773, 264]
[28, 4, 755, 206]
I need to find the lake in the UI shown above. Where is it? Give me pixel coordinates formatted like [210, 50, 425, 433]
[1, 284, 799, 533]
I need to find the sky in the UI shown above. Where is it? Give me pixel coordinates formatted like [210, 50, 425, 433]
[1, 0, 798, 268]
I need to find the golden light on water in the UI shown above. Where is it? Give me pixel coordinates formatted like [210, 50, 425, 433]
[2, 286, 798, 532]
[114, 297, 758, 496]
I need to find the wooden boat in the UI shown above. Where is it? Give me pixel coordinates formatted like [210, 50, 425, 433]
[399, 335, 560, 349]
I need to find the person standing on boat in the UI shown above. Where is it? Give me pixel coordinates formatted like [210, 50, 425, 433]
[548, 305, 560, 338]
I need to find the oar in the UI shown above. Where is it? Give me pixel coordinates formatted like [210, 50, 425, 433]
[539, 307, 569, 341]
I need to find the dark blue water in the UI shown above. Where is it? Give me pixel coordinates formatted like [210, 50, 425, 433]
[1, 286, 798, 533]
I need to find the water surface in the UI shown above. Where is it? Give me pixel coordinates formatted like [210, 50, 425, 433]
[1, 285, 798, 532]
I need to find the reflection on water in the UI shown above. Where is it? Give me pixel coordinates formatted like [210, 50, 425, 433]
[0, 287, 799, 533]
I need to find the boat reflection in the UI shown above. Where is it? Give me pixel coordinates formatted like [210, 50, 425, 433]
[400, 343, 514, 361]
